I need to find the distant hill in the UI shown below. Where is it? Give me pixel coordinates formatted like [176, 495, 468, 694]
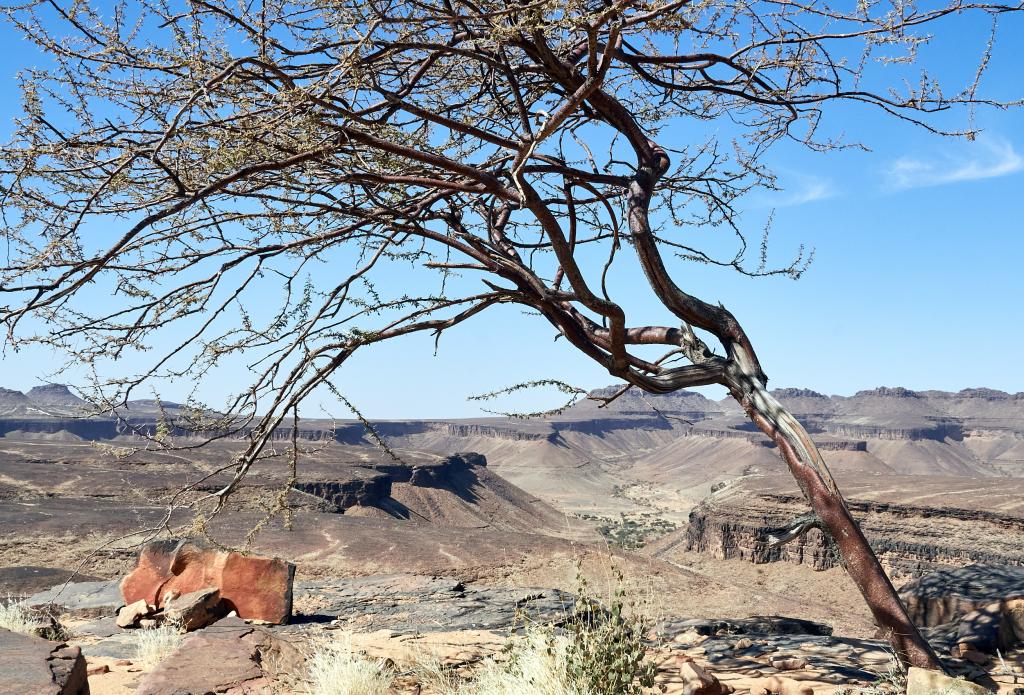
[1, 382, 1022, 514]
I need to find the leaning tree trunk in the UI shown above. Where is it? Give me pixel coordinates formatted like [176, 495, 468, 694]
[724, 360, 945, 671]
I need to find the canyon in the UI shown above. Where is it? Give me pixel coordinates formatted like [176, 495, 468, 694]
[2, 382, 1024, 693]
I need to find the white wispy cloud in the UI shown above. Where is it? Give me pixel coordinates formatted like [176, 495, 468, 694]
[885, 136, 1024, 190]
[780, 178, 835, 206]
[752, 173, 837, 208]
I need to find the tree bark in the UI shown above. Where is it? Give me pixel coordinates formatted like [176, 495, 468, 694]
[724, 359, 945, 671]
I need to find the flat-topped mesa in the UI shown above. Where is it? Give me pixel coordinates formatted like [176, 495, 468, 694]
[290, 453, 489, 514]
[812, 420, 963, 442]
[812, 440, 868, 452]
[26, 383, 88, 407]
[442, 423, 552, 441]
[0, 387, 30, 405]
[369, 452, 487, 486]
[770, 388, 828, 399]
[292, 469, 393, 512]
[854, 386, 921, 398]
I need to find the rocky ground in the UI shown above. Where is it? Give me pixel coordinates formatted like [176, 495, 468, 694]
[7, 567, 1024, 694]
[3, 383, 1024, 692]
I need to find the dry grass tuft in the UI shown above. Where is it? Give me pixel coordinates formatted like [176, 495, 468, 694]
[0, 597, 38, 635]
[459, 627, 580, 695]
[134, 621, 185, 670]
[304, 635, 393, 695]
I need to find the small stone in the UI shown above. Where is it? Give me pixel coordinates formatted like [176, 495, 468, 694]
[87, 664, 110, 676]
[769, 656, 808, 671]
[115, 659, 133, 666]
[116, 598, 151, 628]
[733, 638, 753, 650]
[679, 661, 730, 694]
[139, 618, 158, 629]
[960, 649, 989, 664]
[906, 667, 992, 695]
[674, 629, 703, 645]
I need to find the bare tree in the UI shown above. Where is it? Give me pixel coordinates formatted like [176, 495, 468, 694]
[1, 0, 1020, 670]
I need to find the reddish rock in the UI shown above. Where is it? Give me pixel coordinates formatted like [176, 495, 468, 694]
[960, 649, 990, 664]
[161, 587, 224, 631]
[121, 540, 294, 624]
[86, 664, 109, 676]
[134, 616, 304, 695]
[0, 628, 89, 695]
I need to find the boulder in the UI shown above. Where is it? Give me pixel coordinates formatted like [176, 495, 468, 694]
[0, 627, 89, 695]
[769, 656, 808, 671]
[906, 667, 992, 695]
[899, 565, 1024, 627]
[161, 587, 225, 632]
[1006, 598, 1024, 642]
[134, 616, 304, 695]
[121, 539, 294, 624]
[956, 602, 1016, 654]
[116, 599, 152, 629]
[678, 661, 732, 695]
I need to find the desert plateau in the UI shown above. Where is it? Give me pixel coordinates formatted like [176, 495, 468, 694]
[1, 384, 1023, 693]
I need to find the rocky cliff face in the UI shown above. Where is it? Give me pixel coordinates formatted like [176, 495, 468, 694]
[292, 470, 394, 511]
[287, 453, 492, 513]
[674, 478, 1024, 575]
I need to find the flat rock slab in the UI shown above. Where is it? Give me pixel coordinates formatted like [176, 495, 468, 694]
[135, 616, 304, 695]
[0, 628, 89, 695]
[72, 631, 139, 660]
[655, 616, 834, 638]
[27, 580, 122, 619]
[294, 574, 574, 633]
[0, 567, 102, 598]
[71, 616, 119, 639]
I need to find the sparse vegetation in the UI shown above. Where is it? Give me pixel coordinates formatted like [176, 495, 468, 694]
[563, 569, 657, 695]
[578, 512, 677, 549]
[835, 652, 906, 694]
[134, 622, 185, 670]
[304, 636, 393, 695]
[459, 627, 579, 695]
[0, 597, 38, 635]
[394, 565, 658, 695]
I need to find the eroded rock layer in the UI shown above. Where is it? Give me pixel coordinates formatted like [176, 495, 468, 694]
[657, 475, 1024, 575]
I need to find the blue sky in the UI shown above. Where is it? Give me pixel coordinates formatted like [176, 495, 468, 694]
[0, 7, 1022, 418]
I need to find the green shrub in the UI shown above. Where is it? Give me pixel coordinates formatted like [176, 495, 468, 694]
[562, 568, 657, 695]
